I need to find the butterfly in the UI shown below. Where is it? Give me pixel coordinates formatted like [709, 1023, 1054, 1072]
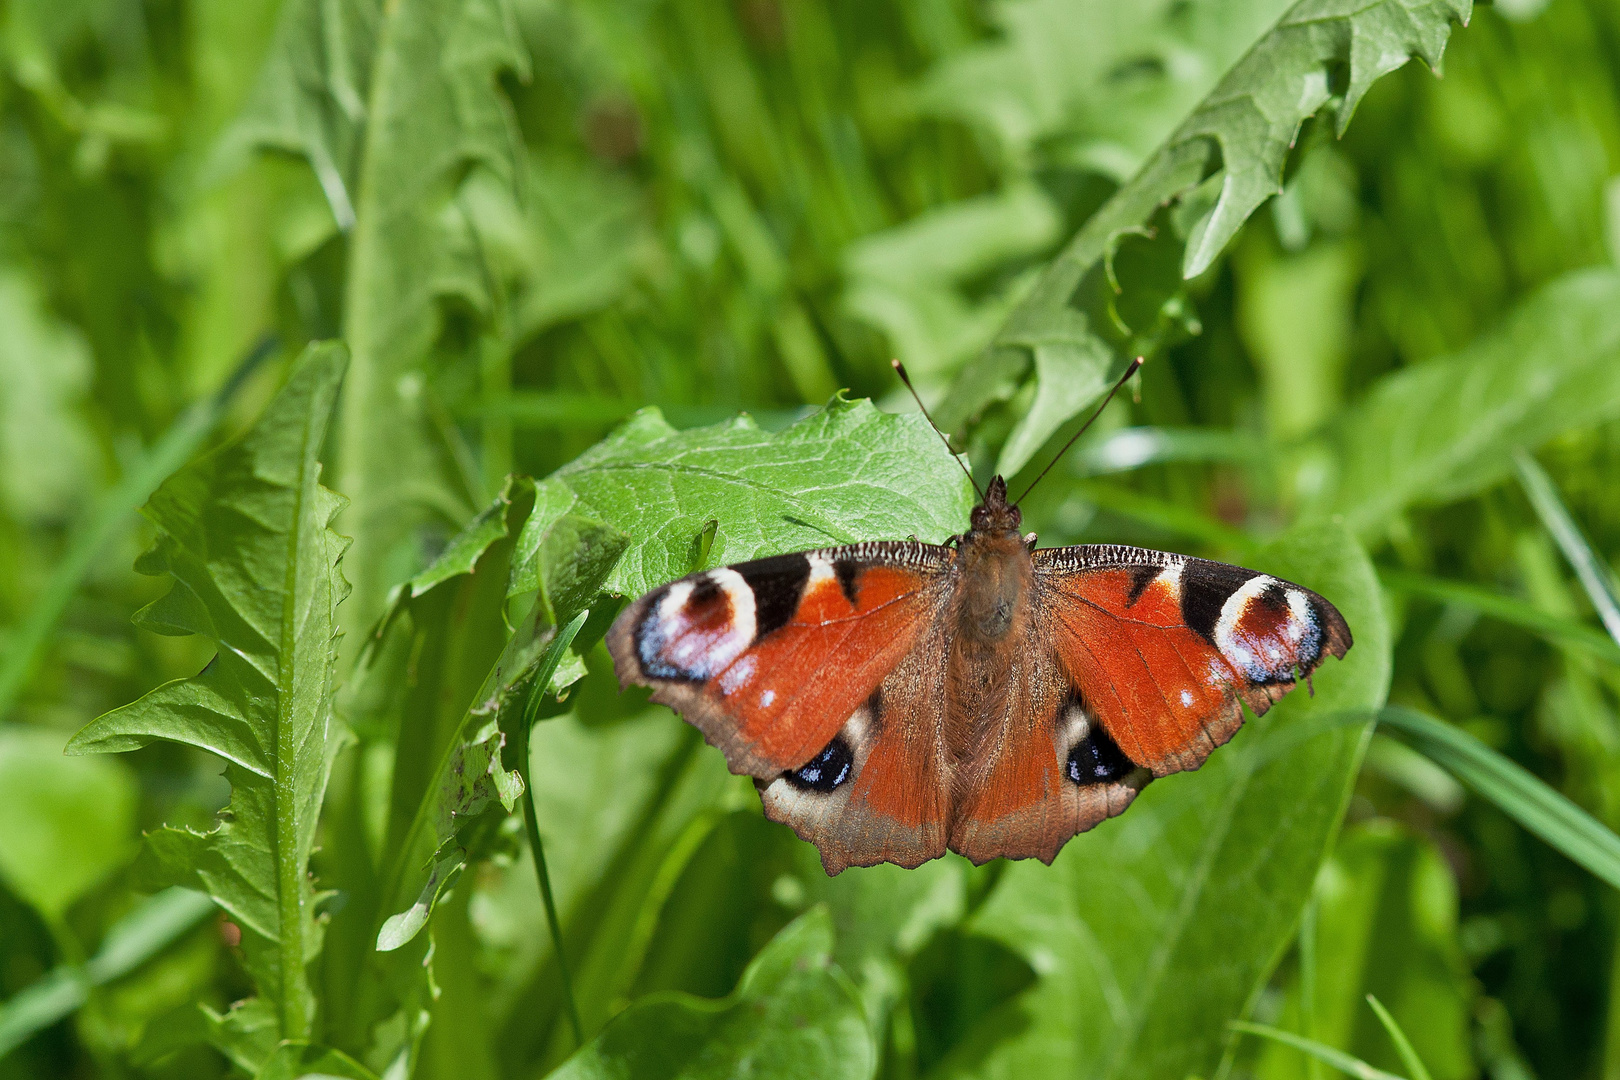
[606, 361, 1351, 874]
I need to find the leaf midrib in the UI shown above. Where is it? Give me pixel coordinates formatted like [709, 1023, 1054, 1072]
[273, 394, 319, 1043]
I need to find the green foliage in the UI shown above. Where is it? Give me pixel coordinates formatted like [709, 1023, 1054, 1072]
[6, 0, 1620, 1078]
[938, 0, 1474, 478]
[0, 727, 135, 920]
[510, 398, 975, 618]
[1324, 270, 1620, 534]
[549, 908, 874, 1080]
[66, 344, 351, 1047]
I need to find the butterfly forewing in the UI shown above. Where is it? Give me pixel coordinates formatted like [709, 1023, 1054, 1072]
[606, 541, 954, 777]
[1032, 545, 1352, 776]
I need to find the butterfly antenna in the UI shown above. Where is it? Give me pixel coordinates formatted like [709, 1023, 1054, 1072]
[1013, 356, 1144, 505]
[892, 359, 985, 501]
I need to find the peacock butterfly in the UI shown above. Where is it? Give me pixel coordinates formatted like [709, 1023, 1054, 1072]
[606, 360, 1351, 874]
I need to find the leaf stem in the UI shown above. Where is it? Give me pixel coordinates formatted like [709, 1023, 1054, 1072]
[516, 611, 589, 1049]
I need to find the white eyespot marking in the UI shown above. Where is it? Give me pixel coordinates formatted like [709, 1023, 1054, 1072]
[1180, 689, 1194, 707]
[760, 689, 776, 708]
[1214, 575, 1276, 681]
[1213, 576, 1322, 683]
[636, 568, 757, 681]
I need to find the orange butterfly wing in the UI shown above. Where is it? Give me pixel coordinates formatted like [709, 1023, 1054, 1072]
[607, 542, 958, 872]
[1033, 545, 1352, 776]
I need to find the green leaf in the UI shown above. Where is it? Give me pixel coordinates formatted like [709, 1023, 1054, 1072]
[335, 0, 530, 638]
[938, 0, 1473, 476]
[210, 0, 379, 229]
[544, 907, 875, 1080]
[64, 343, 351, 1043]
[1366, 994, 1436, 1080]
[510, 398, 975, 612]
[487, 666, 741, 1069]
[1325, 270, 1620, 535]
[920, 0, 1296, 177]
[938, 522, 1391, 1079]
[0, 267, 97, 522]
[258, 1041, 381, 1080]
[0, 336, 276, 720]
[0, 725, 136, 920]
[1376, 706, 1620, 892]
[227, 0, 532, 642]
[343, 477, 540, 952]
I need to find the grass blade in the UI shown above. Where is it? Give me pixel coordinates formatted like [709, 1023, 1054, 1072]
[0, 887, 215, 1060]
[1365, 994, 1434, 1080]
[516, 609, 589, 1048]
[1380, 569, 1620, 666]
[1229, 1021, 1408, 1080]
[1377, 706, 1620, 891]
[0, 336, 276, 720]
[1515, 450, 1620, 647]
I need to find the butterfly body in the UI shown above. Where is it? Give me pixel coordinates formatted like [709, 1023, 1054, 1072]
[607, 476, 1350, 874]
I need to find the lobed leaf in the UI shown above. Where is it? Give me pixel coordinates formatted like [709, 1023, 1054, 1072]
[65, 344, 351, 1043]
[938, 0, 1473, 478]
[229, 0, 533, 643]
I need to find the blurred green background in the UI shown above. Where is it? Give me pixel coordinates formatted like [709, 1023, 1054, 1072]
[2, 0, 1620, 1077]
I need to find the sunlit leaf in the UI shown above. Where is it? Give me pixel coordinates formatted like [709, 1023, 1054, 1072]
[64, 344, 350, 1043]
[509, 398, 976, 616]
[940, 0, 1474, 477]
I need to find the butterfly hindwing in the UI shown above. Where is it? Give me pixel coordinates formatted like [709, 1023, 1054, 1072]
[1032, 545, 1352, 776]
[757, 618, 953, 874]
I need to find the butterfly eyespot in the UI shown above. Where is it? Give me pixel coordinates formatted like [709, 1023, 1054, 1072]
[784, 736, 853, 793]
[1066, 725, 1134, 786]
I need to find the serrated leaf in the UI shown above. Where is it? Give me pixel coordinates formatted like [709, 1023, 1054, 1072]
[509, 398, 975, 611]
[939, 0, 1473, 477]
[210, 0, 379, 229]
[938, 522, 1390, 1080]
[64, 344, 350, 1043]
[544, 907, 875, 1080]
[1324, 269, 1620, 535]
